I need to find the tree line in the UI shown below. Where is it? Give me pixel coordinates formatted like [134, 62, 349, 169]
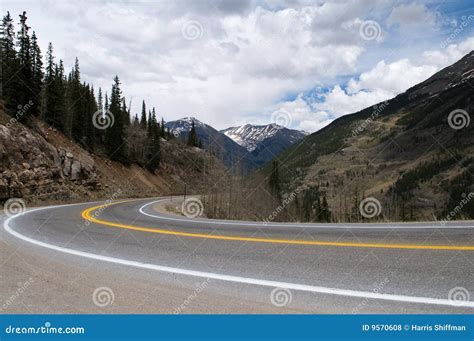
[1, 11, 177, 172]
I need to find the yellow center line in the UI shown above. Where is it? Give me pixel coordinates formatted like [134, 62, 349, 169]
[81, 202, 474, 251]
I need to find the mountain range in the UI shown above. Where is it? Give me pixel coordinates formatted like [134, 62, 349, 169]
[165, 118, 306, 172]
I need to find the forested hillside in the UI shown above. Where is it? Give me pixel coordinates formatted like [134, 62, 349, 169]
[1, 10, 226, 204]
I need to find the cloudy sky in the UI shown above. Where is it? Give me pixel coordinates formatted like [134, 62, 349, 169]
[4, 0, 474, 131]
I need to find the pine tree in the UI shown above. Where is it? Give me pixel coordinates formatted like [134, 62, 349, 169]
[160, 117, 165, 137]
[321, 196, 330, 222]
[97, 87, 103, 112]
[122, 97, 130, 126]
[44, 42, 62, 128]
[145, 110, 160, 172]
[1, 11, 20, 116]
[104, 92, 109, 110]
[132, 114, 139, 126]
[140, 100, 147, 129]
[82, 84, 96, 151]
[16, 11, 33, 116]
[187, 121, 199, 147]
[104, 75, 128, 163]
[68, 57, 83, 139]
[29, 31, 42, 116]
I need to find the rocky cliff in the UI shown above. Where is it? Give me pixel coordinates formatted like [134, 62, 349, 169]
[0, 108, 226, 205]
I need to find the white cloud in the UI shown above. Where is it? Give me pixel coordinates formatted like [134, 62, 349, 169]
[270, 37, 474, 132]
[2, 1, 471, 132]
[346, 59, 438, 94]
[386, 3, 438, 29]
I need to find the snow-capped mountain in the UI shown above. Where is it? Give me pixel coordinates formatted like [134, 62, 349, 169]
[165, 118, 307, 172]
[221, 123, 306, 151]
[165, 117, 206, 137]
[165, 117, 254, 172]
[221, 123, 307, 168]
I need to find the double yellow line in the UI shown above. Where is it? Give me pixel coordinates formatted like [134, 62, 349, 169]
[81, 202, 474, 251]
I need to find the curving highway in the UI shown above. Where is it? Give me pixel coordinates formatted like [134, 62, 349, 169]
[2, 197, 474, 313]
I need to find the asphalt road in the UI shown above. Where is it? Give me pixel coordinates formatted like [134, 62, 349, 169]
[1, 197, 473, 313]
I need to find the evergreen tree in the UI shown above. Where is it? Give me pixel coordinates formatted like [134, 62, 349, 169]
[1, 11, 20, 116]
[187, 121, 199, 147]
[140, 100, 147, 129]
[122, 97, 130, 126]
[132, 114, 139, 126]
[29, 31, 42, 116]
[145, 110, 160, 172]
[104, 92, 109, 110]
[82, 84, 96, 151]
[44, 42, 63, 129]
[97, 87, 103, 112]
[68, 57, 83, 139]
[321, 196, 330, 222]
[160, 117, 165, 137]
[16, 11, 33, 115]
[104, 76, 128, 163]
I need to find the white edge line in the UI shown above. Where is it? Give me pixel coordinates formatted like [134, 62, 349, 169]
[3, 205, 474, 308]
[139, 199, 474, 229]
